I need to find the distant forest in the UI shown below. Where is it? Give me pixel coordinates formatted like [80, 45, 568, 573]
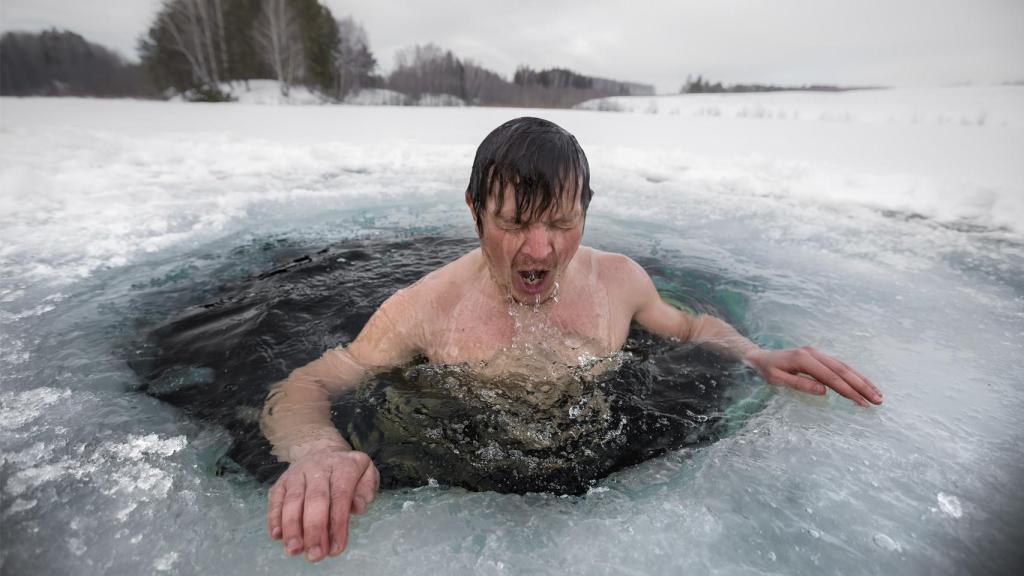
[680, 75, 867, 94]
[0, 29, 158, 97]
[1, 0, 866, 107]
[1, 0, 653, 107]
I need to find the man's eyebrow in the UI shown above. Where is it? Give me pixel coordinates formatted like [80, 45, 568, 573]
[494, 205, 579, 223]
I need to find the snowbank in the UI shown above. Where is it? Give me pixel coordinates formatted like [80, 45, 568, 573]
[343, 89, 466, 107]
[225, 80, 328, 105]
[167, 81, 467, 107]
[577, 85, 1024, 128]
[343, 88, 409, 106]
[167, 80, 330, 105]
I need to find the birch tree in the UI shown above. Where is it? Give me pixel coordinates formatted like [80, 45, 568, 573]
[213, 0, 230, 77]
[154, 0, 230, 90]
[333, 16, 375, 98]
[253, 0, 305, 96]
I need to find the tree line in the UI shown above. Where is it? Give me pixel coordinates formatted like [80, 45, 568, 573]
[0, 29, 158, 97]
[136, 0, 374, 100]
[388, 44, 653, 107]
[680, 75, 862, 94]
[1, 0, 654, 107]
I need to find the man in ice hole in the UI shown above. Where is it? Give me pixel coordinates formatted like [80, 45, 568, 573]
[260, 117, 883, 562]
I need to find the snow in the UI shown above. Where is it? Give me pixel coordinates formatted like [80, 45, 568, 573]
[343, 88, 468, 106]
[223, 80, 328, 105]
[1, 86, 1023, 575]
[166, 80, 468, 107]
[577, 86, 1024, 128]
[1, 86, 1021, 289]
[344, 87, 410, 106]
[167, 79, 331, 105]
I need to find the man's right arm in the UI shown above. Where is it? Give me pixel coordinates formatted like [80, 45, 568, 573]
[260, 287, 422, 562]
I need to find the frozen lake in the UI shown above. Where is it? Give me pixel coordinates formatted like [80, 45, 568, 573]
[2, 88, 1023, 574]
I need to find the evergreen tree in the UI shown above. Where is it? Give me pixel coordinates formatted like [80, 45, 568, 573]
[292, 0, 339, 92]
[139, 0, 341, 99]
[2, 29, 155, 97]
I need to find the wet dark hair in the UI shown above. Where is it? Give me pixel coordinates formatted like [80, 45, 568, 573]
[466, 117, 592, 234]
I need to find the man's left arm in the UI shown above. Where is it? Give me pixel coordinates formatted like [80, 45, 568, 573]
[621, 257, 882, 406]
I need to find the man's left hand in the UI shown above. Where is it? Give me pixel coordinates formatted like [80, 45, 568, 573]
[745, 346, 883, 406]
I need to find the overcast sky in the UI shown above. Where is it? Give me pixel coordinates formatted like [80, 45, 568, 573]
[2, 0, 1022, 92]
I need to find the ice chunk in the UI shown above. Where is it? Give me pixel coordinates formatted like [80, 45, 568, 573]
[872, 533, 902, 553]
[937, 492, 963, 518]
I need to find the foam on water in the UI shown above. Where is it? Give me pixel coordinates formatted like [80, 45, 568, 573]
[2, 92, 1023, 575]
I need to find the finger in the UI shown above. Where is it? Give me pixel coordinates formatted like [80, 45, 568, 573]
[798, 352, 870, 406]
[281, 474, 305, 556]
[770, 368, 826, 396]
[811, 351, 883, 404]
[833, 356, 883, 401]
[328, 465, 357, 556]
[266, 479, 286, 540]
[302, 470, 331, 563]
[352, 463, 378, 515]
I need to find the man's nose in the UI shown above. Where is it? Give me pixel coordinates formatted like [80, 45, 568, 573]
[521, 224, 553, 260]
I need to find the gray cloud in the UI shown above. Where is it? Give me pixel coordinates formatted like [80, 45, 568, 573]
[2, 0, 1021, 92]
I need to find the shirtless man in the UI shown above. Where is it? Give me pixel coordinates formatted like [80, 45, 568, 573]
[260, 117, 883, 563]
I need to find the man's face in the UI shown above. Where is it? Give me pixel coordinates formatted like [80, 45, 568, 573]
[471, 186, 584, 304]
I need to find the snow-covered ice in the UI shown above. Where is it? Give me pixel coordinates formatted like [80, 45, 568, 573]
[1, 86, 1023, 575]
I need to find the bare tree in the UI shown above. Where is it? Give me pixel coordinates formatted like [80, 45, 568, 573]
[388, 44, 464, 101]
[462, 59, 507, 105]
[213, 0, 229, 78]
[253, 0, 305, 96]
[157, 0, 228, 89]
[333, 16, 374, 98]
[194, 0, 218, 81]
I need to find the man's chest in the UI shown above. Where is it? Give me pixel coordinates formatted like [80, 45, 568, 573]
[423, 289, 633, 366]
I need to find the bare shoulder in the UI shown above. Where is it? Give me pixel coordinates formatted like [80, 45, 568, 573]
[581, 246, 651, 286]
[392, 248, 479, 313]
[579, 246, 657, 313]
[348, 249, 476, 362]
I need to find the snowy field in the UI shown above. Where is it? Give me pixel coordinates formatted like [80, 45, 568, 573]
[1, 87, 1023, 574]
[576, 86, 1024, 129]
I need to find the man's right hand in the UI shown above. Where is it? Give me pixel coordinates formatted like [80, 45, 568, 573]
[266, 449, 380, 562]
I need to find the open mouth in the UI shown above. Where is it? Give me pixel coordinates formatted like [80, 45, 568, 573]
[518, 269, 548, 286]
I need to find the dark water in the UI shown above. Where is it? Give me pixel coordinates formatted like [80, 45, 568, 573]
[128, 235, 759, 495]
